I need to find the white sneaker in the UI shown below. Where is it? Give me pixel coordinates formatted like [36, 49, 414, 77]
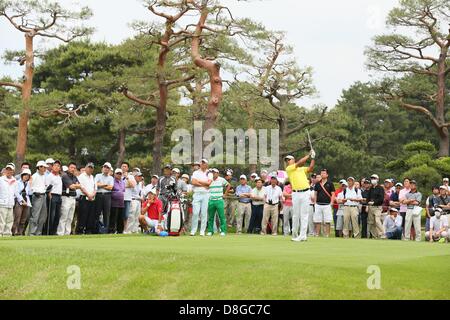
[291, 237, 301, 242]
[190, 232, 195, 236]
[207, 232, 212, 236]
[220, 232, 226, 237]
[200, 232, 205, 237]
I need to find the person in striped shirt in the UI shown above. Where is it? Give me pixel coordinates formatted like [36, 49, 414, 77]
[207, 168, 231, 236]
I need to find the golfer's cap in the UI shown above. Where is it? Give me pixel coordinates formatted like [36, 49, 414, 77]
[135, 172, 143, 177]
[261, 170, 268, 175]
[284, 155, 295, 161]
[410, 180, 417, 185]
[103, 162, 113, 169]
[62, 166, 68, 172]
[440, 185, 447, 190]
[225, 170, 233, 176]
[133, 167, 141, 173]
[342, 181, 349, 187]
[114, 168, 123, 174]
[364, 179, 371, 184]
[435, 207, 443, 213]
[45, 158, 55, 164]
[5, 163, 15, 170]
[21, 168, 31, 176]
[53, 159, 62, 166]
[181, 174, 190, 180]
[149, 188, 157, 195]
[389, 208, 399, 213]
[85, 162, 95, 169]
[152, 174, 159, 179]
[172, 168, 181, 174]
[210, 168, 219, 174]
[240, 175, 247, 180]
[443, 178, 449, 182]
[395, 183, 403, 187]
[163, 164, 173, 170]
[270, 174, 278, 180]
[36, 161, 48, 168]
[339, 179, 346, 184]
[193, 161, 201, 166]
[347, 177, 356, 181]
[370, 174, 379, 180]
[201, 159, 209, 164]
[251, 173, 258, 178]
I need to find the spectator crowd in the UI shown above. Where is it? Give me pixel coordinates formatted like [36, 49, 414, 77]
[0, 154, 448, 244]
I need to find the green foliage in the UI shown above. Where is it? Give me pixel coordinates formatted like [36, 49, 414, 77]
[402, 165, 441, 193]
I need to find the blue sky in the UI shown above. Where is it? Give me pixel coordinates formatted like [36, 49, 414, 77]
[0, 0, 398, 108]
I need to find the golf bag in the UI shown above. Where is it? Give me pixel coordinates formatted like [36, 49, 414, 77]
[164, 180, 184, 236]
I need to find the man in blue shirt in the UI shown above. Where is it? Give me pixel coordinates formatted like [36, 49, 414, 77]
[235, 175, 252, 234]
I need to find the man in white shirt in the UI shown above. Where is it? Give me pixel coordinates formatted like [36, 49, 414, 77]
[426, 208, 448, 242]
[46, 160, 63, 235]
[261, 175, 283, 235]
[121, 162, 136, 233]
[77, 163, 98, 234]
[0, 163, 19, 237]
[190, 159, 211, 236]
[95, 162, 114, 233]
[338, 177, 363, 239]
[28, 161, 49, 236]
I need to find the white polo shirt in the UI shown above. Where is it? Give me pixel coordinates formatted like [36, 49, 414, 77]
[192, 169, 211, 193]
[338, 187, 362, 206]
[47, 172, 63, 195]
[264, 185, 283, 205]
[78, 172, 97, 196]
[31, 172, 48, 194]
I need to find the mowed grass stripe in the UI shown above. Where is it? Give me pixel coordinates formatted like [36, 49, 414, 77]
[0, 235, 448, 300]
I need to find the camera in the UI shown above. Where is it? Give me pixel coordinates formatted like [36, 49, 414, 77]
[268, 200, 273, 205]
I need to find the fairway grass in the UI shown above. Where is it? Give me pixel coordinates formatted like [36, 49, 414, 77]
[0, 234, 448, 300]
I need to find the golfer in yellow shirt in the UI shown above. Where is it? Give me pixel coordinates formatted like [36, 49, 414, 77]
[285, 151, 315, 242]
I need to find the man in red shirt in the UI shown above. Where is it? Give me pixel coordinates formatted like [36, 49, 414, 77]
[139, 189, 164, 233]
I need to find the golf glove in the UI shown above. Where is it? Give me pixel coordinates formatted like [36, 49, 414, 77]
[310, 150, 316, 159]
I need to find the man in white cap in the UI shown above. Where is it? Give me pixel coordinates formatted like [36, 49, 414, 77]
[28, 161, 49, 236]
[442, 178, 450, 192]
[190, 159, 211, 236]
[45, 158, 55, 176]
[339, 177, 363, 239]
[383, 208, 403, 240]
[172, 168, 188, 196]
[235, 174, 253, 234]
[285, 151, 315, 242]
[261, 174, 283, 236]
[94, 162, 114, 233]
[12, 168, 31, 235]
[0, 163, 19, 236]
[426, 208, 448, 242]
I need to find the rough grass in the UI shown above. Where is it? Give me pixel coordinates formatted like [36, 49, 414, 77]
[0, 234, 448, 300]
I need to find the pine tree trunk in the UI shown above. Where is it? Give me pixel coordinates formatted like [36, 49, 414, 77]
[15, 34, 34, 167]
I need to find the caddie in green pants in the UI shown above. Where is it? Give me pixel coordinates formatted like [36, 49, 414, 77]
[207, 168, 231, 236]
